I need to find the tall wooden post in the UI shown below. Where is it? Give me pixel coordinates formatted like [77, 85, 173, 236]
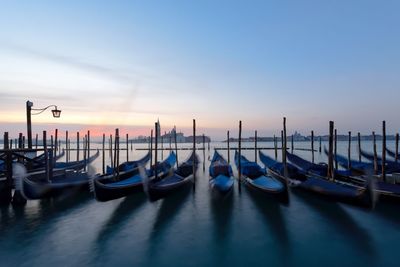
[319, 137, 322, 153]
[291, 134, 294, 152]
[169, 130, 172, 151]
[255, 130, 258, 163]
[43, 131, 49, 182]
[328, 121, 334, 180]
[227, 131, 230, 164]
[76, 132, 80, 161]
[3, 132, 8, 148]
[283, 118, 287, 178]
[281, 130, 284, 152]
[202, 134, 205, 171]
[35, 133, 38, 149]
[348, 131, 352, 170]
[113, 129, 118, 174]
[49, 135, 54, 179]
[150, 130, 153, 168]
[358, 132, 361, 162]
[161, 135, 164, 160]
[373, 131, 377, 175]
[192, 119, 196, 189]
[396, 133, 399, 163]
[102, 133, 105, 174]
[66, 130, 69, 163]
[0, 132, 12, 204]
[87, 130, 90, 167]
[238, 120, 242, 191]
[382, 121, 386, 182]
[274, 135, 277, 160]
[174, 127, 178, 167]
[126, 133, 129, 162]
[55, 129, 58, 156]
[311, 130, 314, 163]
[109, 135, 113, 169]
[18, 133, 22, 149]
[334, 129, 338, 170]
[116, 129, 120, 175]
[154, 123, 158, 180]
[83, 135, 87, 168]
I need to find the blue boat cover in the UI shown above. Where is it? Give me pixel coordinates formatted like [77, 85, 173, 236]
[234, 151, 264, 178]
[106, 174, 142, 187]
[209, 151, 233, 178]
[300, 176, 359, 197]
[210, 174, 234, 192]
[153, 173, 183, 187]
[249, 176, 284, 191]
[106, 152, 151, 174]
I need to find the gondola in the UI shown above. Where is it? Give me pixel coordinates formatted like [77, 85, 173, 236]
[93, 152, 167, 202]
[359, 149, 400, 173]
[143, 151, 198, 201]
[20, 151, 100, 199]
[259, 151, 374, 207]
[209, 150, 234, 195]
[289, 151, 400, 203]
[234, 151, 288, 201]
[325, 148, 376, 176]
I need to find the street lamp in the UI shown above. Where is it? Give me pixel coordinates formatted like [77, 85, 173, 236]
[26, 100, 62, 149]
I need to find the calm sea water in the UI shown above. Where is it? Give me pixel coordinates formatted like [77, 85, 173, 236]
[1, 141, 399, 267]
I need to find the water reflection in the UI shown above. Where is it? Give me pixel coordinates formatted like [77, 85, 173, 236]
[292, 189, 376, 262]
[245, 187, 291, 267]
[146, 186, 193, 259]
[96, 194, 147, 244]
[210, 190, 234, 242]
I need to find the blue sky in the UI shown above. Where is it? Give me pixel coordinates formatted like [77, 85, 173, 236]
[0, 0, 399, 139]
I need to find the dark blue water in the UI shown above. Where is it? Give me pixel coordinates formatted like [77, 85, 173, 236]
[1, 141, 399, 267]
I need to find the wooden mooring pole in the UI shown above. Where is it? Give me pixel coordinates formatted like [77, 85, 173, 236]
[174, 127, 178, 167]
[255, 130, 258, 163]
[396, 133, 399, 163]
[150, 130, 153, 168]
[373, 131, 378, 175]
[311, 130, 314, 163]
[66, 130, 69, 163]
[192, 119, 196, 190]
[328, 121, 334, 180]
[227, 131, 230, 164]
[274, 134, 277, 160]
[126, 133, 129, 162]
[0, 132, 12, 205]
[358, 132, 361, 162]
[283, 118, 287, 178]
[291, 134, 294, 153]
[44, 131, 49, 182]
[154, 124, 158, 180]
[202, 134, 205, 171]
[77, 132, 80, 161]
[102, 133, 105, 174]
[319, 137, 322, 153]
[382, 121, 386, 182]
[334, 129, 338, 170]
[55, 129, 58, 156]
[348, 131, 352, 170]
[238, 120, 242, 192]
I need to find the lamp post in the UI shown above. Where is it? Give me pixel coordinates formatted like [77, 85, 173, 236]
[26, 100, 61, 149]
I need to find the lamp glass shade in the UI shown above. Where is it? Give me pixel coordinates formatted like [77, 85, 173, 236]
[51, 109, 61, 118]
